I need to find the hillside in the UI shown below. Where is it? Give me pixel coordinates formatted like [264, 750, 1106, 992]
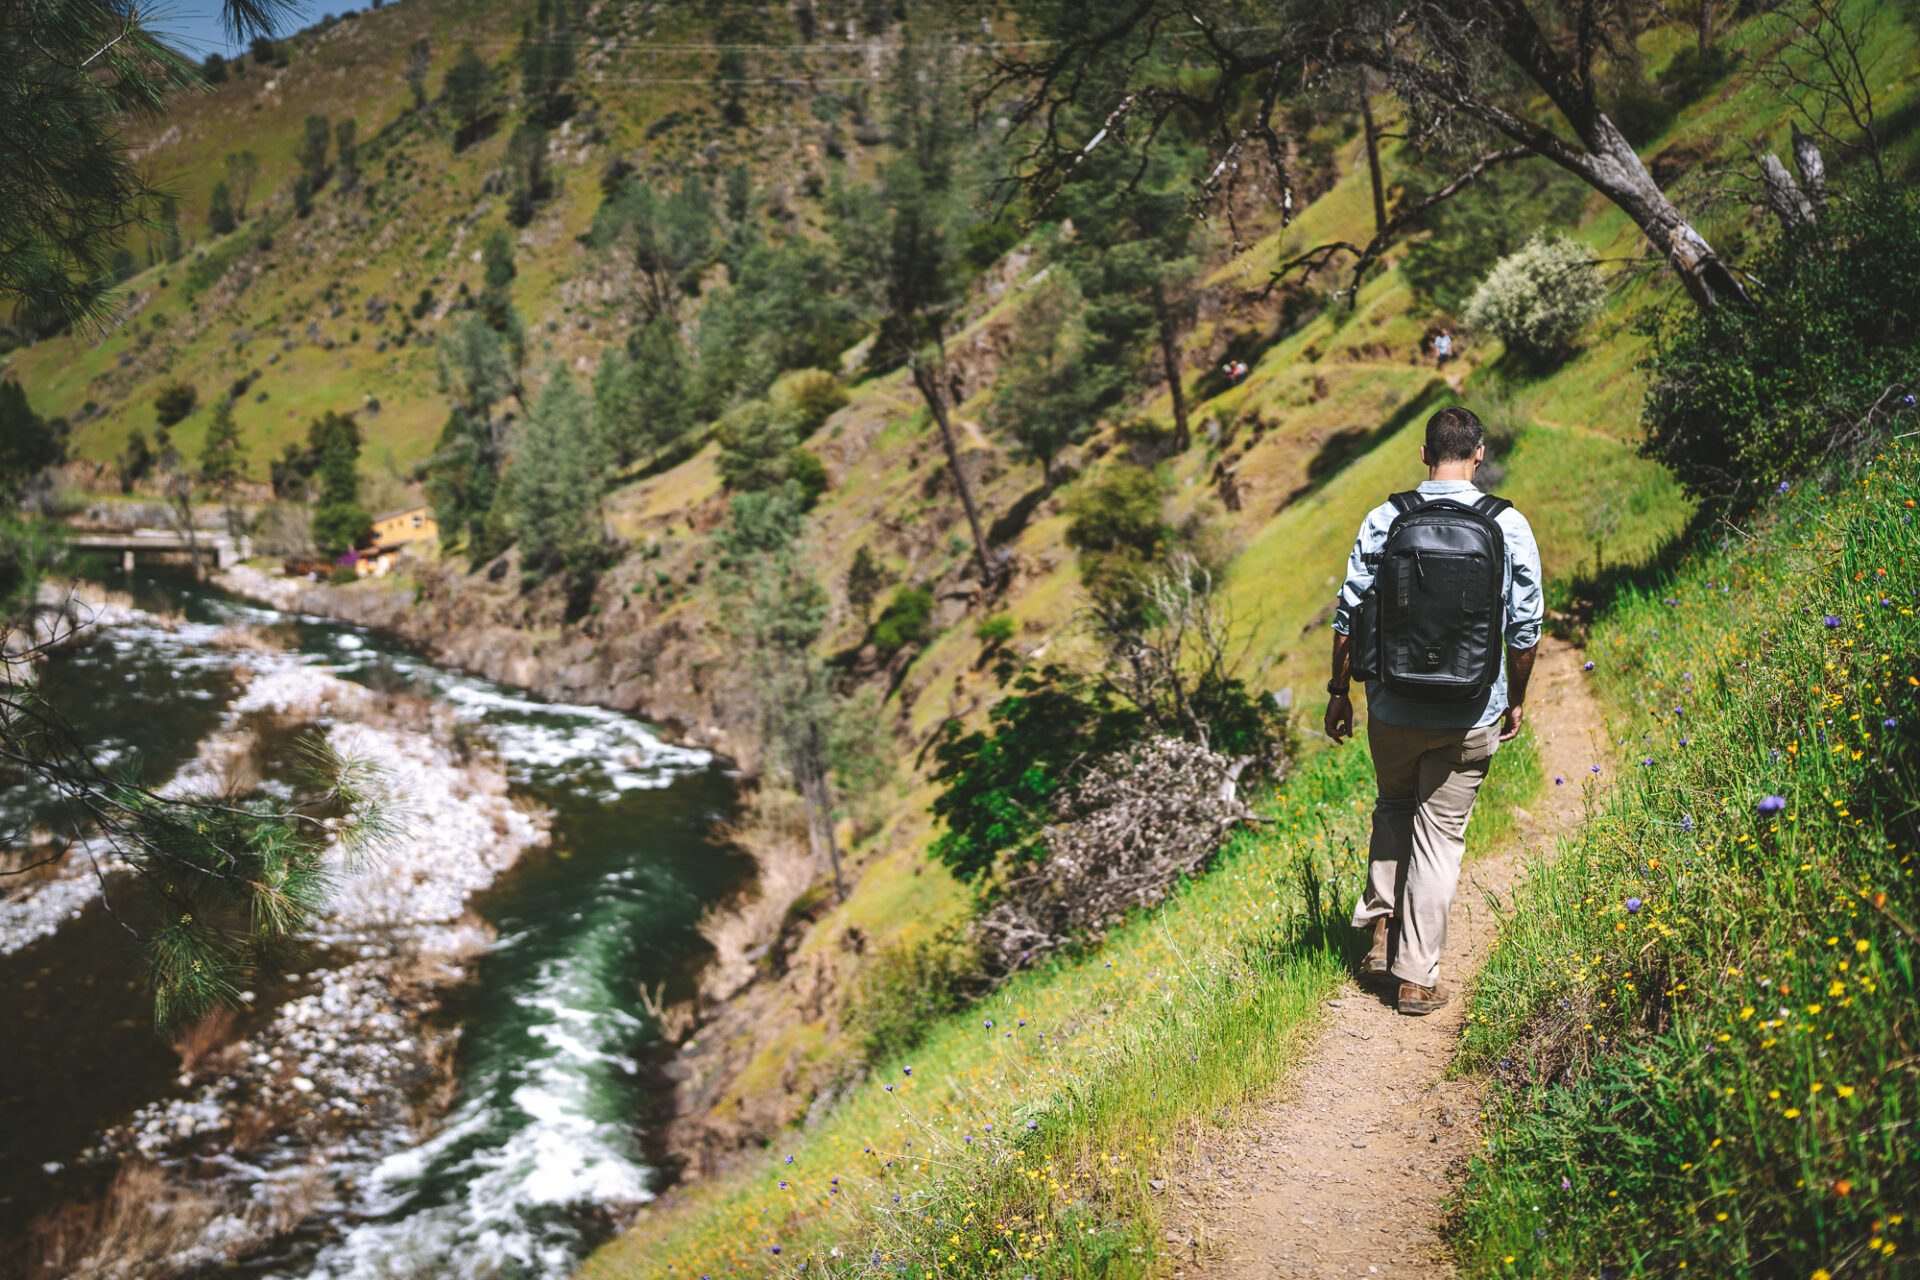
[6, 0, 1920, 1276]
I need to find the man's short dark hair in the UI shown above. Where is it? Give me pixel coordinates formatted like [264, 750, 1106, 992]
[1426, 406, 1484, 463]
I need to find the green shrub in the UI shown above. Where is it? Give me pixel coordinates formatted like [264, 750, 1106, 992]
[328, 560, 359, 585]
[871, 585, 934, 654]
[152, 381, 198, 428]
[1063, 466, 1166, 558]
[785, 446, 829, 505]
[776, 368, 849, 435]
[843, 930, 982, 1064]
[1641, 188, 1920, 502]
[1463, 234, 1606, 366]
[973, 613, 1015, 646]
[929, 664, 1144, 882]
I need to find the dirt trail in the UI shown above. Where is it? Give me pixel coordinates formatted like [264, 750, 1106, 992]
[1164, 635, 1606, 1279]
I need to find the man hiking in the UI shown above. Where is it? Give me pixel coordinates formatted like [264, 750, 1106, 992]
[1323, 406, 1542, 1015]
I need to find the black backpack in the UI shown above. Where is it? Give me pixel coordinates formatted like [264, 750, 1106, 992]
[1349, 491, 1512, 702]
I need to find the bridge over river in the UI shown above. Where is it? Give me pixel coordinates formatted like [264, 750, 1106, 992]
[70, 528, 253, 570]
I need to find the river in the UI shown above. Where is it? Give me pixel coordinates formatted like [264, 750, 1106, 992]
[0, 570, 750, 1278]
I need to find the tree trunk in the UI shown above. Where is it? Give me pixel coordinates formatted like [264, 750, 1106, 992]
[1542, 112, 1749, 309]
[1359, 71, 1389, 243]
[1153, 285, 1190, 452]
[796, 732, 845, 904]
[910, 356, 996, 589]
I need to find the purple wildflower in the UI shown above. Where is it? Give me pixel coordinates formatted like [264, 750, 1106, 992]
[1591, 764, 1601, 773]
[1758, 795, 1787, 815]
[779, 1181, 788, 1189]
[785, 1154, 793, 1164]
[1583, 661, 1595, 671]
[1554, 776, 1565, 785]
[1680, 814, 1694, 833]
[1625, 897, 1643, 913]
[984, 1019, 994, 1029]
[1778, 480, 1791, 494]
[1823, 615, 1843, 628]
[1884, 718, 1898, 729]
[902, 1066, 912, 1075]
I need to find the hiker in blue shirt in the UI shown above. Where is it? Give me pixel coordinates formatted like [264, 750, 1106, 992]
[1323, 406, 1543, 1015]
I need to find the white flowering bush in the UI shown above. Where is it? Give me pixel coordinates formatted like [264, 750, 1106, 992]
[1463, 233, 1607, 364]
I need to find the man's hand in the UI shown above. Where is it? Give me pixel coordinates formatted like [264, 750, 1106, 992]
[1326, 692, 1354, 743]
[1500, 703, 1526, 742]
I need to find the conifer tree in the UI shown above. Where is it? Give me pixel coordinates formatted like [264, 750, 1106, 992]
[428, 315, 518, 557]
[729, 540, 848, 901]
[833, 21, 996, 588]
[444, 43, 493, 149]
[224, 150, 259, 216]
[334, 118, 359, 190]
[0, 377, 65, 501]
[297, 114, 331, 188]
[987, 277, 1100, 487]
[1057, 142, 1206, 451]
[587, 174, 713, 321]
[505, 122, 551, 226]
[198, 394, 247, 538]
[309, 411, 368, 556]
[207, 180, 237, 236]
[404, 37, 432, 111]
[518, 0, 576, 125]
[506, 368, 605, 590]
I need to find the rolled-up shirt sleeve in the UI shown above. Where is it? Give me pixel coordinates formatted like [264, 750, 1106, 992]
[1503, 511, 1545, 649]
[1331, 508, 1389, 635]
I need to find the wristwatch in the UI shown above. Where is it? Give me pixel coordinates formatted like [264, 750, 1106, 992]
[1326, 679, 1350, 697]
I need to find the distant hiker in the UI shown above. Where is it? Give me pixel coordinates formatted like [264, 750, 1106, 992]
[1322, 406, 1542, 1016]
[1432, 328, 1454, 367]
[1223, 359, 1249, 386]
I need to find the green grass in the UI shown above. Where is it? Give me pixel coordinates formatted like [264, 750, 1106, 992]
[1453, 447, 1920, 1277]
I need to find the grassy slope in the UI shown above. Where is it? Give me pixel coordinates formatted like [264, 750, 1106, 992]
[1454, 449, 1920, 1278]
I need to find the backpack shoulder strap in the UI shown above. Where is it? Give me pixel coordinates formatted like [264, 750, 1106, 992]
[1388, 490, 1423, 515]
[1473, 495, 1513, 519]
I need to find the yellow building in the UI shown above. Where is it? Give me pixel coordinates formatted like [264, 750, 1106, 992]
[370, 506, 438, 552]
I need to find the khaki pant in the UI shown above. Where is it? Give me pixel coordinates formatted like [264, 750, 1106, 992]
[1350, 719, 1500, 988]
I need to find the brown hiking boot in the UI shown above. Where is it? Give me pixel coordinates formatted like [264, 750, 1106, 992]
[1397, 981, 1450, 1015]
[1363, 916, 1392, 977]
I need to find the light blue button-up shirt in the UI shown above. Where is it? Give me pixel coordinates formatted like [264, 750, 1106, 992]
[1331, 479, 1544, 729]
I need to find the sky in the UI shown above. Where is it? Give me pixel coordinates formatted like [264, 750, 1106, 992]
[146, 0, 337, 58]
